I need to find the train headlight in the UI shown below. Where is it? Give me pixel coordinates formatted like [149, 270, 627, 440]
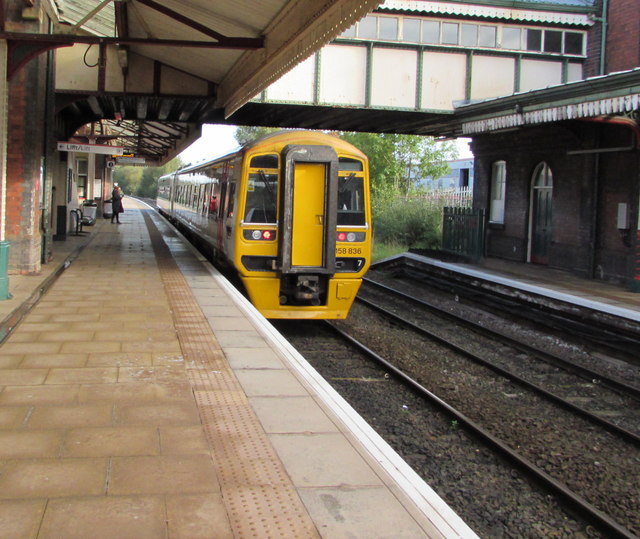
[244, 229, 277, 241]
[337, 231, 365, 242]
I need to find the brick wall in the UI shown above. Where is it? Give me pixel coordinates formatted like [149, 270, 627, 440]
[471, 122, 637, 285]
[606, 0, 640, 73]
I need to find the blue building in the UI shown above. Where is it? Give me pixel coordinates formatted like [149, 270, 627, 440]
[418, 158, 475, 191]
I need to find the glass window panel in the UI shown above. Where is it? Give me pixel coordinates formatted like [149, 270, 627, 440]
[526, 29, 542, 51]
[337, 174, 366, 226]
[502, 27, 521, 49]
[338, 157, 363, 171]
[478, 26, 497, 47]
[544, 30, 562, 53]
[422, 20, 440, 44]
[342, 24, 357, 38]
[403, 18, 421, 42]
[564, 32, 584, 55]
[249, 154, 278, 169]
[359, 16, 377, 39]
[489, 161, 506, 224]
[379, 17, 398, 40]
[245, 173, 277, 223]
[461, 24, 478, 46]
[442, 22, 459, 45]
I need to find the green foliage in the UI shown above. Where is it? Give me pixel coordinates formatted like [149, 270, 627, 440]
[338, 132, 459, 252]
[235, 126, 279, 146]
[374, 197, 443, 249]
[114, 156, 184, 198]
[339, 132, 458, 197]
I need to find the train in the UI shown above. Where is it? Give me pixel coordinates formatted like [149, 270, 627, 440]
[157, 130, 372, 319]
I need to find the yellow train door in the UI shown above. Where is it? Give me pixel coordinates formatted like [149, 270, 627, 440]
[291, 163, 326, 267]
[279, 145, 338, 274]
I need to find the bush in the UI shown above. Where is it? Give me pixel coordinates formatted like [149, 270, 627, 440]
[373, 197, 442, 249]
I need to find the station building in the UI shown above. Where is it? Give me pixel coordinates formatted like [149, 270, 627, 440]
[454, 0, 640, 290]
[1, 0, 639, 295]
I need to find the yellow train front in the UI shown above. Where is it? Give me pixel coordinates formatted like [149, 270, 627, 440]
[159, 130, 372, 319]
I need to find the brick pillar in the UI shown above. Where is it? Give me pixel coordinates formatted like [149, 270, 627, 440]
[4, 0, 49, 275]
[7, 66, 43, 274]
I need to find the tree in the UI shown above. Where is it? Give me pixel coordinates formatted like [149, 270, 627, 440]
[235, 125, 279, 146]
[114, 156, 183, 198]
[339, 132, 457, 197]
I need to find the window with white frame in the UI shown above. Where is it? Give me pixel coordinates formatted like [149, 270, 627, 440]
[76, 158, 88, 199]
[341, 15, 586, 57]
[489, 160, 506, 224]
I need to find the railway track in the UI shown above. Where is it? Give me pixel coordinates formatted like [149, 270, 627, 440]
[274, 300, 640, 537]
[360, 277, 640, 443]
[373, 257, 640, 364]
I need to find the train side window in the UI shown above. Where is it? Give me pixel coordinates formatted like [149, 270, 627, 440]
[218, 183, 227, 219]
[227, 183, 236, 218]
[245, 172, 278, 223]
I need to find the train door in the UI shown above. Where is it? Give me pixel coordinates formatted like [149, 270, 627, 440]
[529, 162, 553, 264]
[292, 163, 326, 267]
[279, 145, 338, 274]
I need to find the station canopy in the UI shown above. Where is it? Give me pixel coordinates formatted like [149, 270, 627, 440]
[47, 0, 382, 163]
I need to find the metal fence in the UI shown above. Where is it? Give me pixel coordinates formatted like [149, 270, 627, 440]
[442, 207, 485, 261]
[416, 187, 473, 208]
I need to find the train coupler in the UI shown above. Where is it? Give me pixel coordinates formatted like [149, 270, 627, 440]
[279, 274, 325, 306]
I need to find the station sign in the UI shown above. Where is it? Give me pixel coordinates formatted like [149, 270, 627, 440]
[57, 142, 124, 155]
[117, 157, 146, 165]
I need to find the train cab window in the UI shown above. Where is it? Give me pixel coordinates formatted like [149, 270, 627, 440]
[245, 172, 277, 223]
[250, 154, 278, 169]
[337, 159, 366, 226]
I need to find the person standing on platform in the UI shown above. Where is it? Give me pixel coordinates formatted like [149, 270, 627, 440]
[111, 183, 124, 224]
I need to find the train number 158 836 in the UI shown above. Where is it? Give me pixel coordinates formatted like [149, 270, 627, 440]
[336, 246, 362, 256]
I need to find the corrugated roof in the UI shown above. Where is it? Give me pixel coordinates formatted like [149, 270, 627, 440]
[378, 0, 595, 24]
[55, 0, 115, 36]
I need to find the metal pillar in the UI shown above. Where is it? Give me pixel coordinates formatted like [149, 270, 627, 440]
[0, 40, 10, 299]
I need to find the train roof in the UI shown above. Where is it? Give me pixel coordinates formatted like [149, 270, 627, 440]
[243, 130, 368, 160]
[167, 130, 367, 178]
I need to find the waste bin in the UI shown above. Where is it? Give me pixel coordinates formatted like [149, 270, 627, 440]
[82, 202, 97, 225]
[103, 200, 113, 218]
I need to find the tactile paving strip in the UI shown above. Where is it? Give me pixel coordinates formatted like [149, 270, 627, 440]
[142, 212, 320, 538]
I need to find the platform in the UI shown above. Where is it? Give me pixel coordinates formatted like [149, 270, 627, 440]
[0, 199, 477, 539]
[400, 252, 640, 323]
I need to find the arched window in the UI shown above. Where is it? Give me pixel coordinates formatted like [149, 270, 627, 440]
[532, 162, 553, 189]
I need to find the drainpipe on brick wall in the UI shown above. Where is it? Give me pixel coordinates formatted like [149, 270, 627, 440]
[634, 190, 640, 293]
[0, 40, 11, 300]
[599, 0, 609, 75]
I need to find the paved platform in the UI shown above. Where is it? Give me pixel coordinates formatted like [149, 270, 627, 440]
[402, 252, 640, 322]
[0, 199, 477, 539]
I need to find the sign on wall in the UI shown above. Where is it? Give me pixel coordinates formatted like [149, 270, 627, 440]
[57, 142, 124, 155]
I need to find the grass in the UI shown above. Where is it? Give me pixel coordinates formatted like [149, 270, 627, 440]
[372, 241, 409, 263]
